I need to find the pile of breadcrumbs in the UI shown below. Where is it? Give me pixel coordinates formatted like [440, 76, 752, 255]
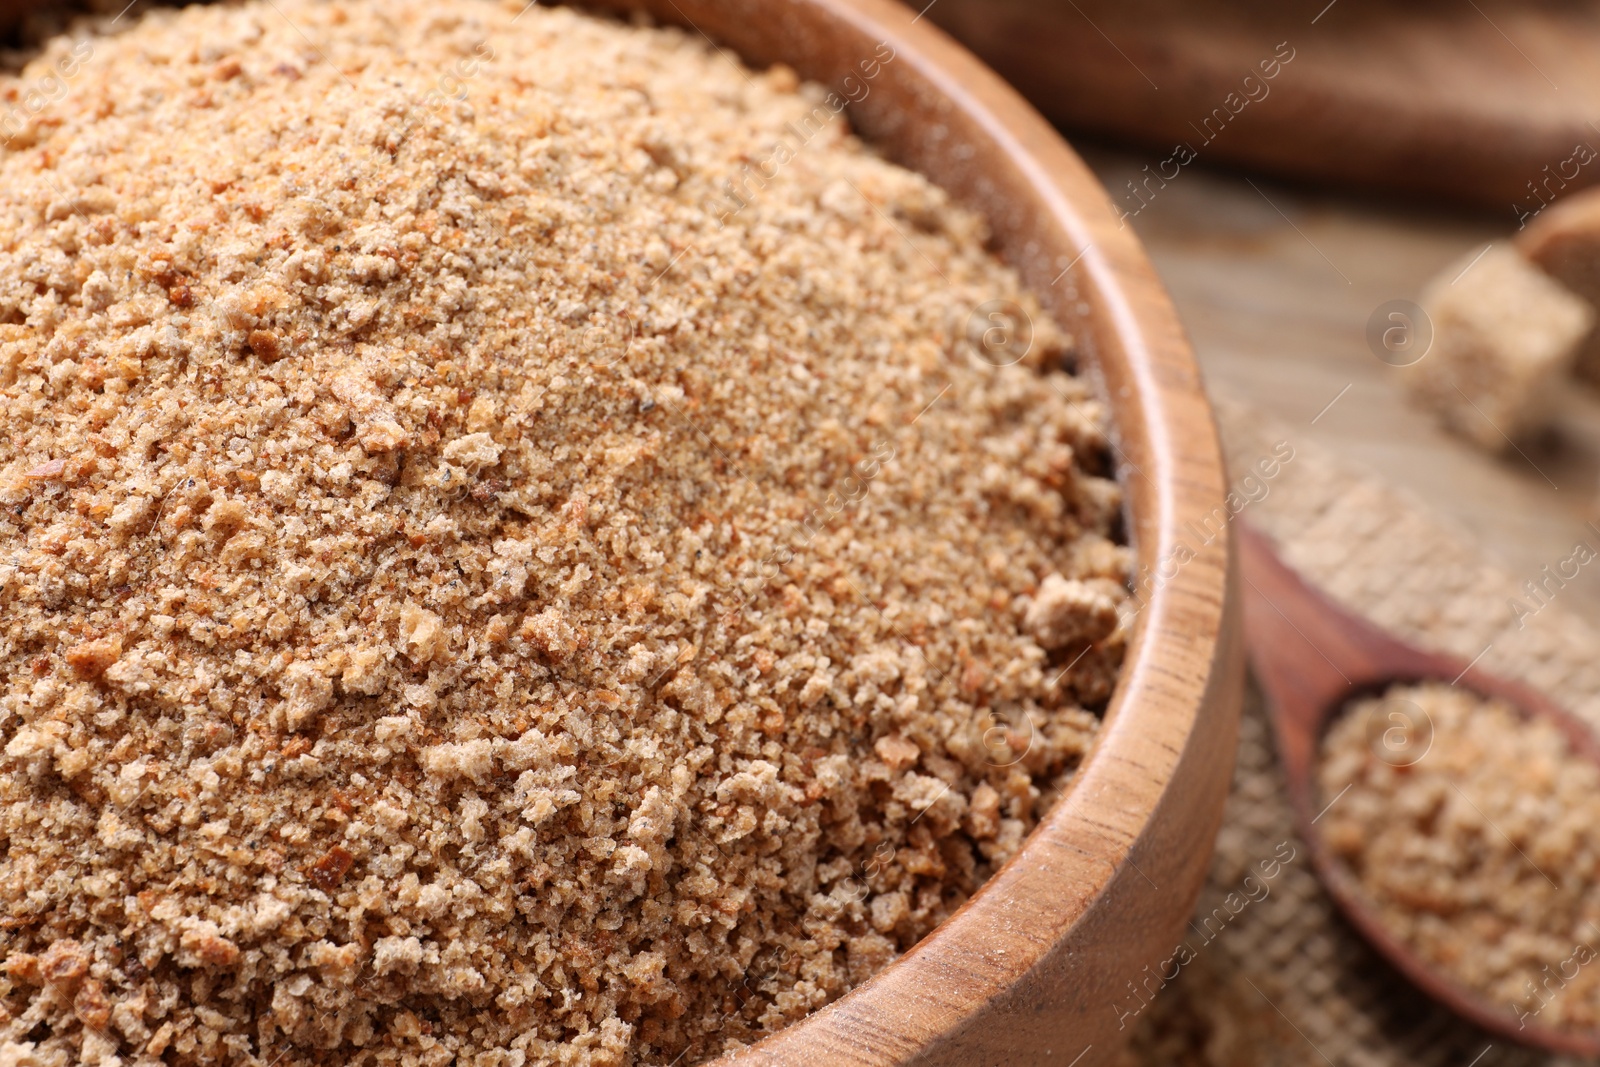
[0, 1, 1131, 1064]
[1320, 683, 1600, 1030]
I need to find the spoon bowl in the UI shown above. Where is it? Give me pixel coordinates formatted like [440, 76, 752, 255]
[1239, 521, 1600, 1055]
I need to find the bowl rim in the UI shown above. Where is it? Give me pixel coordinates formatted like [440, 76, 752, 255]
[587, 0, 1237, 1061]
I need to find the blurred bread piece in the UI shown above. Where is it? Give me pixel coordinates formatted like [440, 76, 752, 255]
[1518, 188, 1600, 383]
[1404, 245, 1593, 452]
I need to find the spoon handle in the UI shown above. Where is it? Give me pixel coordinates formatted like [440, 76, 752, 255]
[1236, 522, 1414, 790]
[1238, 521, 1600, 1056]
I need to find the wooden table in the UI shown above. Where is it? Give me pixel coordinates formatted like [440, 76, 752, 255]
[1080, 145, 1600, 622]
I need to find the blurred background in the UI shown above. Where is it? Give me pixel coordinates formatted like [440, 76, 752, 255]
[924, 0, 1600, 620]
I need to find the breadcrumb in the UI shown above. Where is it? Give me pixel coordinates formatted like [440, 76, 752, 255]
[0, 1, 1130, 1064]
[1320, 683, 1600, 1030]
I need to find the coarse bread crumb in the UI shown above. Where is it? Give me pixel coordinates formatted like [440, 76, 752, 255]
[1319, 683, 1600, 1030]
[0, 1, 1132, 1065]
[1404, 246, 1592, 452]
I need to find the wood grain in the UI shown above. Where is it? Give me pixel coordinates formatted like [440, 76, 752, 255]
[927, 0, 1600, 213]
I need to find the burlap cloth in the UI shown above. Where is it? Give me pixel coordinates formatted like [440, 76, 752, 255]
[1124, 395, 1600, 1067]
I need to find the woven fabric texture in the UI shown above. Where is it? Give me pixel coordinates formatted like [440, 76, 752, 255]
[1124, 395, 1596, 1067]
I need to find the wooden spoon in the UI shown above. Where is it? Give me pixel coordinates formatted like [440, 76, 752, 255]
[1239, 520, 1600, 1055]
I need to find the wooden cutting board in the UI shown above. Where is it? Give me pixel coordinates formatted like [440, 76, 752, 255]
[926, 0, 1600, 217]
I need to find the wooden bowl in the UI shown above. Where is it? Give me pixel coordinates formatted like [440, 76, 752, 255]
[574, 1, 1245, 1063]
[0, 0, 1241, 1059]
